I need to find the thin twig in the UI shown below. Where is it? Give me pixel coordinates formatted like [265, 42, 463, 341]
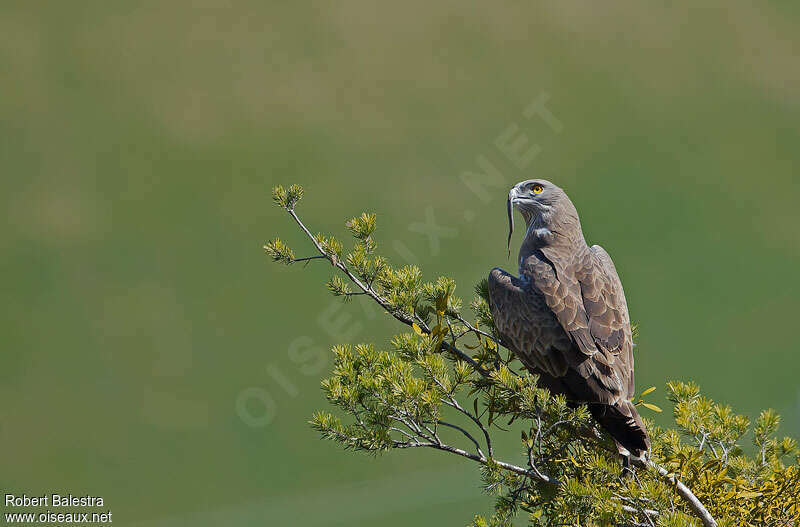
[435, 420, 485, 459]
[389, 427, 418, 443]
[426, 372, 495, 459]
[526, 443, 551, 483]
[440, 396, 494, 458]
[454, 313, 502, 348]
[292, 255, 327, 263]
[392, 440, 560, 484]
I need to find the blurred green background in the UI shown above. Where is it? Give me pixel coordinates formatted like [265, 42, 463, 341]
[1, 1, 799, 525]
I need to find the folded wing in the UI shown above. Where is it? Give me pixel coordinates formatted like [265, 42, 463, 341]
[488, 245, 635, 404]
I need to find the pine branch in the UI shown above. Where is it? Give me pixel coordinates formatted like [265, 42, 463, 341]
[284, 206, 490, 376]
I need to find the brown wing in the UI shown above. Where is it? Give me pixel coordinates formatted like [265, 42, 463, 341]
[531, 244, 633, 398]
[487, 267, 572, 379]
[588, 244, 635, 398]
[491, 244, 631, 401]
[488, 264, 619, 405]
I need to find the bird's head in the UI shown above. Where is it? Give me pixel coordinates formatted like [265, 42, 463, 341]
[506, 179, 581, 256]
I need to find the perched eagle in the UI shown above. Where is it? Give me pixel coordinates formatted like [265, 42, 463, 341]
[488, 179, 650, 462]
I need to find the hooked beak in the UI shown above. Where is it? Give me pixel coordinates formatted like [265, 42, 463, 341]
[506, 188, 517, 258]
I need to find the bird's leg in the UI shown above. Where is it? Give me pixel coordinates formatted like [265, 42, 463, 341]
[615, 440, 636, 478]
[621, 454, 635, 478]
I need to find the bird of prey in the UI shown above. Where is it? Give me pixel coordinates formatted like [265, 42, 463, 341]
[488, 179, 650, 462]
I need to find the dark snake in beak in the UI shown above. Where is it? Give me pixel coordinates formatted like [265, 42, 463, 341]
[506, 190, 515, 259]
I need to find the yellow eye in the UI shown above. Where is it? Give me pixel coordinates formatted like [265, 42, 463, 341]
[532, 185, 543, 194]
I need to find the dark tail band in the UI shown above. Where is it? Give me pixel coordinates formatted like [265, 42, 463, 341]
[589, 400, 651, 458]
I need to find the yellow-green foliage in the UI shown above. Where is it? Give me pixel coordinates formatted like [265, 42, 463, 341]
[263, 238, 295, 265]
[653, 383, 800, 526]
[272, 184, 304, 210]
